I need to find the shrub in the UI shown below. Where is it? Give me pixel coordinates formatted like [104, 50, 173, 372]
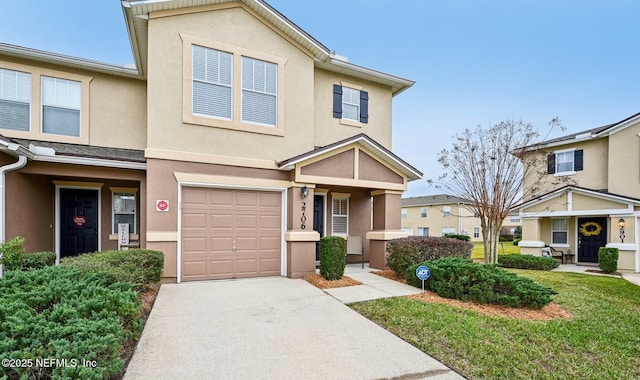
[406, 257, 556, 309]
[386, 236, 472, 278]
[514, 226, 522, 239]
[498, 254, 558, 270]
[0, 266, 142, 380]
[598, 247, 619, 273]
[443, 233, 471, 242]
[21, 251, 56, 270]
[62, 249, 164, 291]
[0, 236, 26, 271]
[513, 239, 521, 246]
[319, 236, 346, 280]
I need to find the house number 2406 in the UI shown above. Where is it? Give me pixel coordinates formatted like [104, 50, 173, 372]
[301, 201, 307, 229]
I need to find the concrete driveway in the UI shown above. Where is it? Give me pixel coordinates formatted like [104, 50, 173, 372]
[124, 277, 462, 380]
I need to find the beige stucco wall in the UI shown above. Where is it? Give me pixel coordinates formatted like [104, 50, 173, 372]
[608, 121, 640, 196]
[572, 193, 629, 211]
[522, 138, 608, 200]
[146, 5, 316, 162]
[313, 68, 392, 149]
[0, 56, 146, 150]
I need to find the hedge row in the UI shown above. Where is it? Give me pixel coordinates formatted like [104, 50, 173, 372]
[386, 236, 472, 278]
[407, 257, 556, 309]
[498, 254, 559, 271]
[0, 266, 142, 380]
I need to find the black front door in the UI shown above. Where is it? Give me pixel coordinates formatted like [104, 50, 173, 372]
[60, 188, 99, 258]
[577, 217, 607, 263]
[313, 195, 325, 261]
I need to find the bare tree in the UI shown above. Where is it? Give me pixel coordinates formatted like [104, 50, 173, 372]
[430, 118, 567, 264]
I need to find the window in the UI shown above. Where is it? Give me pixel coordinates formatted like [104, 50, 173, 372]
[332, 84, 368, 123]
[421, 207, 428, 218]
[332, 196, 349, 235]
[242, 56, 277, 126]
[473, 227, 480, 238]
[552, 218, 568, 245]
[547, 149, 583, 175]
[0, 68, 31, 132]
[41, 76, 81, 137]
[443, 206, 451, 218]
[402, 227, 413, 236]
[441, 227, 455, 235]
[112, 192, 137, 234]
[192, 45, 233, 119]
[511, 217, 521, 223]
[401, 208, 407, 219]
[418, 227, 429, 237]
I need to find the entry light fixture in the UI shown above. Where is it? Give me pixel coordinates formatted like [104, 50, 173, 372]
[618, 218, 626, 243]
[301, 185, 309, 199]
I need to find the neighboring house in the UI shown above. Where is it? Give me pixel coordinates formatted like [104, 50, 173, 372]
[401, 194, 522, 242]
[515, 112, 640, 272]
[0, 0, 421, 282]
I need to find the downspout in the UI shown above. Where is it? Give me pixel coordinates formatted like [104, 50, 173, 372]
[0, 155, 28, 278]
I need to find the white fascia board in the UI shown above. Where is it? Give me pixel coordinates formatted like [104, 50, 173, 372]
[33, 155, 146, 170]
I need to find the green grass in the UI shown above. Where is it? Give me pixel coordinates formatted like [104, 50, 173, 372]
[351, 270, 640, 379]
[472, 241, 520, 260]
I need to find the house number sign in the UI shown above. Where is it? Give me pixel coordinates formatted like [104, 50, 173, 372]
[301, 201, 307, 229]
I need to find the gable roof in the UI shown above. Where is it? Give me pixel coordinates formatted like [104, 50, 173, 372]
[277, 133, 422, 181]
[122, 0, 414, 94]
[401, 194, 470, 207]
[523, 111, 640, 151]
[512, 185, 640, 211]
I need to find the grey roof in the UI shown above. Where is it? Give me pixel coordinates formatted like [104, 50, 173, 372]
[13, 138, 146, 163]
[402, 194, 471, 207]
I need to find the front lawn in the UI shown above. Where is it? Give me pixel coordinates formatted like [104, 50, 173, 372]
[471, 241, 519, 260]
[351, 270, 640, 379]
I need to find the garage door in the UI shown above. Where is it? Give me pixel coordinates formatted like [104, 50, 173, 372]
[181, 187, 282, 281]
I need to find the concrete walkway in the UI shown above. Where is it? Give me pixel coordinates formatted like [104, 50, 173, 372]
[552, 263, 640, 286]
[124, 269, 463, 380]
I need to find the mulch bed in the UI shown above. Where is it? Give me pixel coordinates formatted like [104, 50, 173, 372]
[303, 273, 362, 289]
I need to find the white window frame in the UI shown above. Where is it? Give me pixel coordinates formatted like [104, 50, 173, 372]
[511, 217, 521, 223]
[241, 56, 277, 127]
[41, 76, 82, 137]
[551, 218, 569, 245]
[443, 206, 451, 218]
[192, 45, 233, 120]
[332, 194, 350, 236]
[554, 149, 576, 175]
[441, 227, 455, 235]
[401, 208, 408, 219]
[418, 227, 430, 237]
[111, 189, 138, 235]
[421, 207, 428, 218]
[0, 68, 31, 132]
[341, 86, 360, 121]
[473, 227, 480, 238]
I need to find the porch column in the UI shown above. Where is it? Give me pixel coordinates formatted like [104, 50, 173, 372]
[366, 190, 407, 269]
[285, 185, 319, 278]
[519, 217, 545, 256]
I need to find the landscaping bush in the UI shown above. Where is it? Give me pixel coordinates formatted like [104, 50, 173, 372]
[406, 257, 556, 309]
[319, 236, 346, 280]
[513, 239, 521, 246]
[598, 247, 619, 273]
[21, 251, 56, 270]
[498, 254, 559, 270]
[0, 266, 142, 380]
[386, 236, 472, 278]
[0, 236, 26, 271]
[62, 249, 164, 291]
[443, 233, 471, 242]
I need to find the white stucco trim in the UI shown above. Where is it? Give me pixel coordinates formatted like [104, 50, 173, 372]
[518, 240, 545, 248]
[605, 243, 638, 251]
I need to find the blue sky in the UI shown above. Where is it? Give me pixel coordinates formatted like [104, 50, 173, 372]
[1, 1, 638, 196]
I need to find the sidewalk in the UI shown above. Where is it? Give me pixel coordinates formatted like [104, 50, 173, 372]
[320, 264, 423, 304]
[552, 264, 640, 286]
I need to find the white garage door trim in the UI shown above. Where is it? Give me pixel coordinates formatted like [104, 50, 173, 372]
[177, 181, 287, 283]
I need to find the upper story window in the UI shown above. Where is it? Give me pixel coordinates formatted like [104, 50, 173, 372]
[241, 56, 277, 126]
[182, 35, 285, 136]
[421, 207, 428, 218]
[443, 206, 451, 218]
[41, 76, 81, 137]
[547, 149, 583, 175]
[192, 45, 233, 120]
[332, 84, 368, 124]
[401, 208, 407, 219]
[0, 68, 31, 132]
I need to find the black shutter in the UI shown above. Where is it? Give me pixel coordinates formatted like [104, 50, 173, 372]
[359, 90, 369, 123]
[547, 154, 556, 174]
[332, 84, 342, 118]
[574, 149, 583, 171]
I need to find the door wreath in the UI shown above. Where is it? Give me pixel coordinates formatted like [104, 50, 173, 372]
[579, 221, 602, 236]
